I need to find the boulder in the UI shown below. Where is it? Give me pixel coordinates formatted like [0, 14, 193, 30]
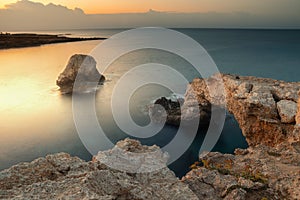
[277, 100, 297, 123]
[148, 97, 183, 126]
[56, 54, 105, 94]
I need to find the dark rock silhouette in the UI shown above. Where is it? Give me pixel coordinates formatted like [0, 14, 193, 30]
[0, 33, 106, 50]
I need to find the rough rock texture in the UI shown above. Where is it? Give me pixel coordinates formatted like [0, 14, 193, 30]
[56, 54, 105, 94]
[296, 91, 300, 124]
[181, 74, 300, 147]
[182, 144, 300, 200]
[179, 74, 300, 200]
[277, 100, 297, 123]
[0, 139, 197, 200]
[148, 74, 300, 199]
[94, 137, 170, 173]
[150, 74, 300, 147]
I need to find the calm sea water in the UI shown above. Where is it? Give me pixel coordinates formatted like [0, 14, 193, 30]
[0, 29, 299, 177]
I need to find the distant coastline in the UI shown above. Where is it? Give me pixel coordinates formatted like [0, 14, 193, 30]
[0, 33, 106, 50]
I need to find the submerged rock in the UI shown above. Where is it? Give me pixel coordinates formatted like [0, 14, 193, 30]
[0, 138, 197, 200]
[56, 54, 105, 94]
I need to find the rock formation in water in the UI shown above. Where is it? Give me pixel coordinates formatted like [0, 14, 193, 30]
[0, 138, 197, 200]
[187, 74, 300, 147]
[148, 97, 183, 126]
[151, 74, 300, 147]
[56, 54, 105, 94]
[176, 74, 300, 199]
[150, 74, 300, 199]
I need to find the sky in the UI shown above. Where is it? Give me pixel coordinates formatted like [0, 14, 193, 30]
[0, 0, 299, 30]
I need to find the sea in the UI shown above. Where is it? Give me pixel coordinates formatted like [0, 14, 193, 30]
[0, 28, 299, 177]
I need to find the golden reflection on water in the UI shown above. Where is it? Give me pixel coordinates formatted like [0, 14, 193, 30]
[0, 78, 41, 112]
[0, 41, 101, 169]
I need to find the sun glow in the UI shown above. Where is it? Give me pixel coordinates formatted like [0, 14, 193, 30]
[0, 0, 210, 14]
[0, 78, 41, 111]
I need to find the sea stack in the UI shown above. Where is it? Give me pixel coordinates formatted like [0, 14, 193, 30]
[56, 54, 105, 94]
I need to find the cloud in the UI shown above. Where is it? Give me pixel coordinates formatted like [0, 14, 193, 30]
[0, 0, 299, 31]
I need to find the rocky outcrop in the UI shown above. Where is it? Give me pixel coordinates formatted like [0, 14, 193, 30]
[0, 139, 197, 200]
[220, 74, 300, 147]
[182, 144, 300, 199]
[56, 54, 105, 94]
[178, 74, 300, 199]
[152, 74, 300, 147]
[149, 74, 300, 199]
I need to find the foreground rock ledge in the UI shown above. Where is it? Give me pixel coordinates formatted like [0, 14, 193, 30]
[56, 54, 105, 94]
[0, 139, 197, 200]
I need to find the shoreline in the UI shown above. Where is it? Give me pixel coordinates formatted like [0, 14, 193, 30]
[0, 33, 106, 50]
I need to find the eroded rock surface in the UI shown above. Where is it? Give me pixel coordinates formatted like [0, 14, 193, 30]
[56, 54, 105, 94]
[179, 74, 300, 200]
[277, 100, 297, 123]
[182, 144, 300, 200]
[0, 139, 197, 200]
[296, 91, 300, 124]
[155, 74, 300, 147]
[149, 74, 300, 199]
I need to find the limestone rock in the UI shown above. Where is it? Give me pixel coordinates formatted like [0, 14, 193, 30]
[151, 74, 300, 147]
[183, 145, 300, 199]
[182, 74, 300, 147]
[277, 100, 297, 123]
[93, 138, 170, 173]
[56, 54, 105, 94]
[0, 139, 197, 200]
[296, 91, 300, 124]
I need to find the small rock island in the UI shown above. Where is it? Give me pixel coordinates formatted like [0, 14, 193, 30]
[56, 54, 105, 94]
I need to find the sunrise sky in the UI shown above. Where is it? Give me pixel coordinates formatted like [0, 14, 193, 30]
[0, 0, 299, 30]
[1, 0, 300, 14]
